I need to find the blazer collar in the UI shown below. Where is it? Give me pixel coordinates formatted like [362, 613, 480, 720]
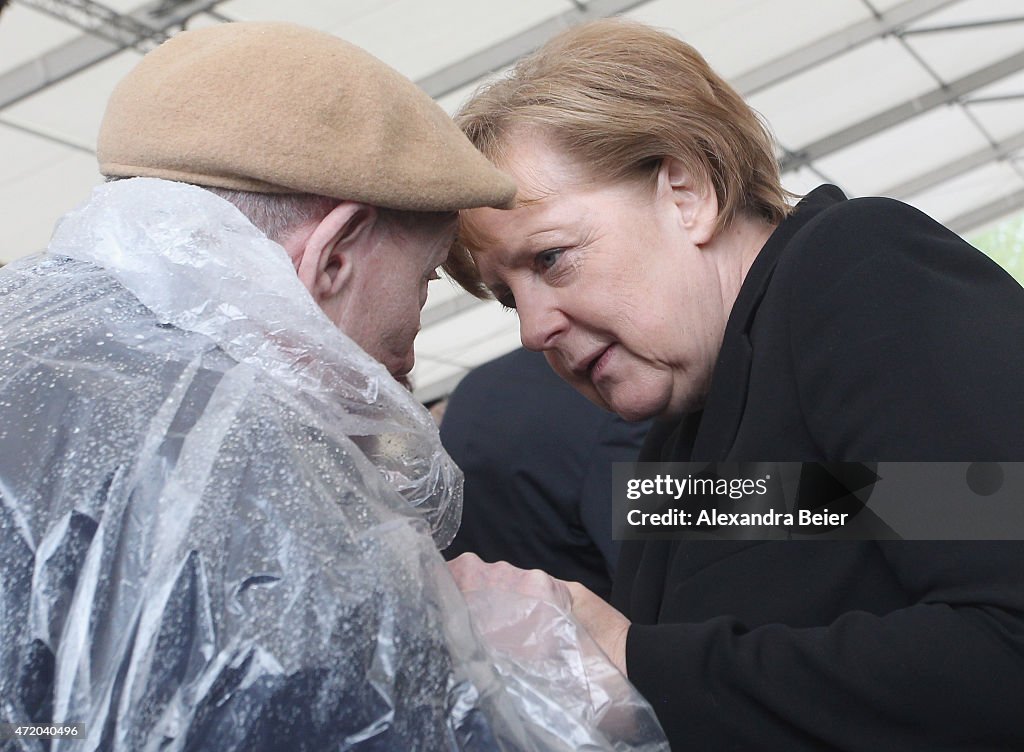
[689, 184, 847, 459]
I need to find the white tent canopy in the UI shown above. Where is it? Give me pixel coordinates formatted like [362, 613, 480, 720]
[2, 0, 1023, 402]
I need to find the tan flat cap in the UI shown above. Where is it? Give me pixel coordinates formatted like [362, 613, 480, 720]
[98, 22, 515, 211]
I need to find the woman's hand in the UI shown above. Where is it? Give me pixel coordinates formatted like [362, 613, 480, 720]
[448, 553, 631, 675]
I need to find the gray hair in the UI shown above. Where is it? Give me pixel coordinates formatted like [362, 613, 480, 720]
[106, 178, 456, 246]
[105, 176, 340, 245]
[206, 187, 456, 246]
[204, 187, 339, 245]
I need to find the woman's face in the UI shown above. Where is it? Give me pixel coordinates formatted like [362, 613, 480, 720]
[461, 134, 740, 421]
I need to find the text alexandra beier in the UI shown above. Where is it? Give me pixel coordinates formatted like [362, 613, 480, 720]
[612, 462, 1024, 540]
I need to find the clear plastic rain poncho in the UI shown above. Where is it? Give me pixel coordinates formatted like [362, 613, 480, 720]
[0, 179, 667, 752]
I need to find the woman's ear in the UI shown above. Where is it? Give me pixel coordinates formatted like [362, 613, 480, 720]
[659, 157, 719, 246]
[294, 202, 378, 303]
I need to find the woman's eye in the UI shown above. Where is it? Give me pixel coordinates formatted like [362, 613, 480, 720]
[537, 248, 565, 271]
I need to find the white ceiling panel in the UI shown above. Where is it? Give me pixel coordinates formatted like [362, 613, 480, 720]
[0, 148, 99, 260]
[215, 0, 395, 30]
[626, 0, 869, 79]
[4, 48, 141, 148]
[902, 0, 1024, 83]
[815, 105, 990, 198]
[872, 0, 922, 9]
[218, 0, 570, 81]
[903, 159, 1024, 225]
[0, 121, 72, 181]
[964, 68, 1024, 143]
[967, 99, 1024, 144]
[781, 166, 830, 199]
[0, 4, 81, 72]
[746, 35, 934, 149]
[338, 0, 571, 81]
[778, 164, 835, 200]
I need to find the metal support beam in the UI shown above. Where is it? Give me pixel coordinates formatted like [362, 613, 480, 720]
[0, 115, 94, 152]
[416, 0, 653, 99]
[881, 128, 1024, 199]
[780, 47, 1024, 173]
[963, 92, 1024, 105]
[732, 0, 960, 96]
[0, 0, 222, 111]
[13, 0, 170, 53]
[898, 15, 1024, 36]
[946, 185, 1024, 235]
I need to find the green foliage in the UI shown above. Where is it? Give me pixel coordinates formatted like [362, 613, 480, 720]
[970, 212, 1024, 286]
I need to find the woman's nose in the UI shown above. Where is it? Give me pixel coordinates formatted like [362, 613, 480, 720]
[515, 290, 567, 351]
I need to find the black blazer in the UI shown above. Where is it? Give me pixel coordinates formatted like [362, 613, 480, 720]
[613, 186, 1024, 751]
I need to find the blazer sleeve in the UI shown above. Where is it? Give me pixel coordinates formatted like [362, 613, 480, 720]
[624, 198, 1024, 751]
[627, 540, 1024, 751]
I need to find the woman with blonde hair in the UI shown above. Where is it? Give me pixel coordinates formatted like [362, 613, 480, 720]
[448, 18, 1024, 752]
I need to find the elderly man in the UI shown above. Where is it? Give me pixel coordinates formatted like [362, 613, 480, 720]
[0, 22, 665, 752]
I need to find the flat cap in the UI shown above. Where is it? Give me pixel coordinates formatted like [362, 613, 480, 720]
[97, 22, 516, 211]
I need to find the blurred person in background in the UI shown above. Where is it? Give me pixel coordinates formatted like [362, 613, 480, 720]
[446, 18, 1024, 752]
[441, 347, 650, 600]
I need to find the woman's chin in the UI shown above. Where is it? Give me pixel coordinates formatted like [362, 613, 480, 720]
[605, 392, 665, 423]
[607, 385, 697, 423]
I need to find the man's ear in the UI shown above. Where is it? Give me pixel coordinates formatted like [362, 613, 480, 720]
[659, 157, 719, 246]
[293, 202, 378, 303]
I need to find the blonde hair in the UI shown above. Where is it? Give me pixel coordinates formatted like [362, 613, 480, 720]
[446, 18, 793, 297]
